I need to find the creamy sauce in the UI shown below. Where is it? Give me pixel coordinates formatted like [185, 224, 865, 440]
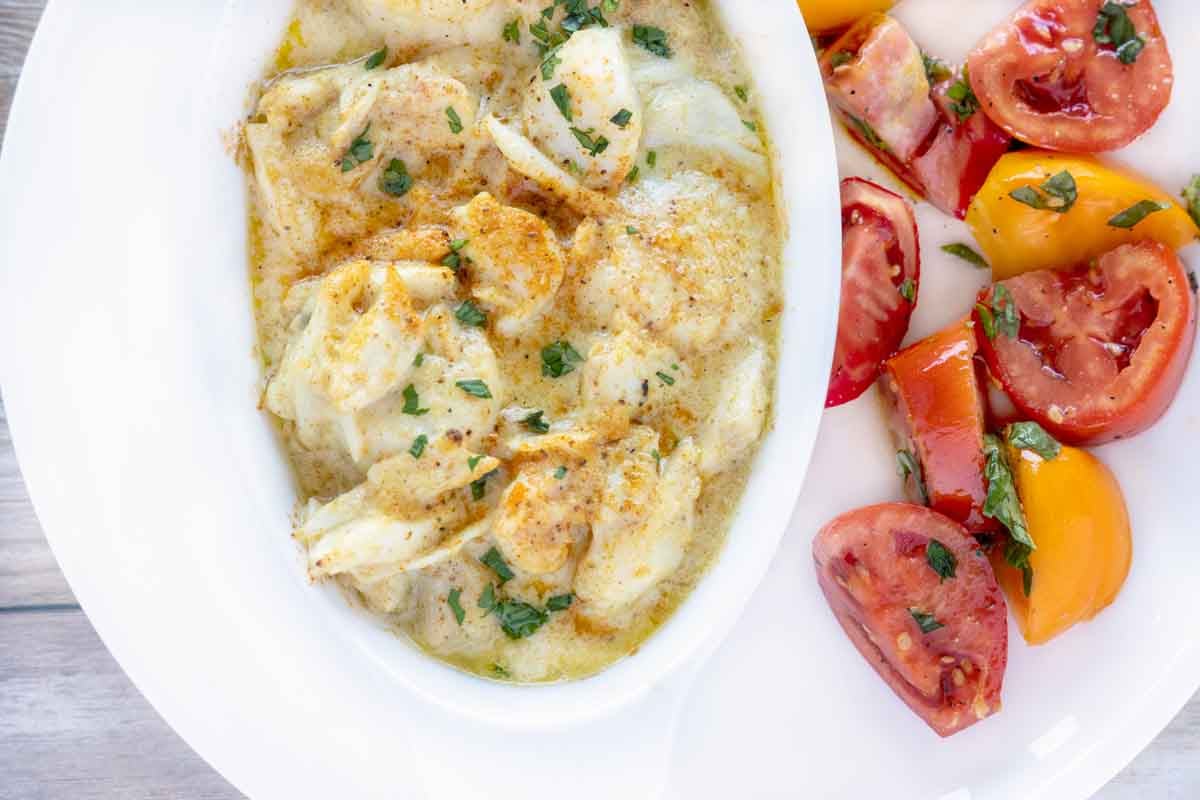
[244, 0, 783, 682]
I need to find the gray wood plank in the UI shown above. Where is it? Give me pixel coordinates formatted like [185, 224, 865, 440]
[0, 0, 42, 78]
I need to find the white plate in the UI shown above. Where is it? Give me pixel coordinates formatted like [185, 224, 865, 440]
[1, 1, 1197, 798]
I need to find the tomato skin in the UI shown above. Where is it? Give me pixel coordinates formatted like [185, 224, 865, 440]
[813, 503, 1008, 737]
[827, 178, 920, 408]
[967, 0, 1173, 152]
[975, 241, 1197, 445]
[882, 320, 998, 532]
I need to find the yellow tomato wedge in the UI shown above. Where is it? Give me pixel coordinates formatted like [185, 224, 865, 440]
[797, 0, 893, 33]
[991, 444, 1132, 645]
[966, 151, 1200, 279]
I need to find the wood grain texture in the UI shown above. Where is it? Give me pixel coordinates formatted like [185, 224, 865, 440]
[0, 0, 1194, 797]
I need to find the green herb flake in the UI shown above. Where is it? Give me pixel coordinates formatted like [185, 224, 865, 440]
[1008, 170, 1078, 213]
[379, 157, 413, 197]
[540, 48, 563, 80]
[1093, 1, 1145, 64]
[830, 50, 854, 69]
[478, 583, 497, 610]
[490, 662, 510, 678]
[364, 46, 388, 70]
[468, 454, 485, 471]
[570, 127, 610, 156]
[896, 449, 928, 505]
[409, 434, 428, 459]
[456, 379, 493, 399]
[546, 593, 574, 612]
[975, 302, 997, 340]
[941, 243, 989, 269]
[946, 67, 980, 123]
[651, 449, 662, 468]
[991, 284, 1020, 339]
[1107, 199, 1171, 229]
[455, 300, 487, 328]
[541, 340, 584, 378]
[447, 588, 466, 625]
[490, 599, 550, 639]
[898, 278, 916, 303]
[734, 85, 749, 102]
[909, 608, 944, 634]
[341, 124, 374, 172]
[926, 539, 957, 582]
[470, 471, 492, 500]
[625, 165, 640, 183]
[522, 410, 551, 434]
[441, 238, 469, 270]
[610, 108, 633, 129]
[401, 384, 429, 416]
[480, 546, 515, 583]
[626, 225, 639, 235]
[742, 119, 758, 133]
[446, 106, 464, 134]
[847, 114, 889, 152]
[922, 52, 952, 83]
[550, 83, 573, 121]
[646, 150, 657, 168]
[413, 352, 425, 367]
[603, 0, 618, 10]
[503, 18, 521, 44]
[632, 24, 671, 58]
[655, 370, 675, 386]
[554, 465, 568, 480]
[1183, 175, 1200, 228]
[982, 433, 1036, 553]
[1006, 421, 1061, 460]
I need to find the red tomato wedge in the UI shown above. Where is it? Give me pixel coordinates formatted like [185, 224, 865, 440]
[967, 0, 1174, 152]
[974, 241, 1196, 444]
[827, 178, 920, 408]
[882, 319, 998, 533]
[813, 503, 1008, 737]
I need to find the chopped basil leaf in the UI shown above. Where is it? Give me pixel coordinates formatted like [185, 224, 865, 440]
[541, 340, 584, 377]
[445, 106, 464, 134]
[364, 46, 387, 70]
[554, 465, 568, 480]
[941, 243, 989, 269]
[401, 384, 429, 416]
[975, 303, 997, 340]
[456, 379, 493, 399]
[896, 449, 928, 505]
[546, 593, 574, 612]
[899, 278, 916, 303]
[341, 124, 374, 172]
[379, 157, 413, 197]
[1008, 170, 1077, 213]
[447, 588, 465, 624]
[610, 108, 633, 128]
[646, 150, 657, 168]
[1107, 199, 1171, 229]
[846, 114, 888, 152]
[455, 300, 487, 328]
[491, 599, 550, 639]
[632, 24, 671, 58]
[503, 18, 521, 44]
[468, 454, 485, 471]
[480, 546, 515, 583]
[409, 434, 428, 459]
[909, 608, 944, 634]
[626, 165, 640, 183]
[540, 48, 563, 80]
[478, 583, 496, 609]
[830, 50, 853, 68]
[946, 67, 979, 122]
[1093, 1, 1144, 64]
[550, 83, 573, 121]
[982, 433, 1035, 552]
[570, 127, 610, 156]
[656, 370, 675, 386]
[991, 284, 1020, 339]
[734, 85, 749, 102]
[1183, 175, 1200, 228]
[922, 52, 952, 83]
[1006, 421, 1062, 460]
[522, 410, 551, 434]
[926, 539, 957, 582]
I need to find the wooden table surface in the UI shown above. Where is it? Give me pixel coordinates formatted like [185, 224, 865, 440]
[1, 2, 1197, 797]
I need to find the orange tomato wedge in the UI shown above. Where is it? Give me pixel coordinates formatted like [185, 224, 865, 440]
[991, 444, 1132, 645]
[966, 151, 1200, 279]
[797, 0, 893, 33]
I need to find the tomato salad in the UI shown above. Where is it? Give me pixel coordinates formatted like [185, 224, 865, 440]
[808, 0, 1199, 737]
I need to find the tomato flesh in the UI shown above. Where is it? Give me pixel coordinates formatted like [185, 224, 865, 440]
[975, 241, 1196, 444]
[967, 0, 1174, 152]
[813, 503, 1008, 737]
[827, 178, 920, 408]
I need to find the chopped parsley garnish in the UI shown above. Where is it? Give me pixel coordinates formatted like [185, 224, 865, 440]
[1183, 175, 1200, 228]
[522, 410, 551, 434]
[742, 119, 758, 133]
[570, 127, 610, 156]
[656, 370, 675, 386]
[899, 278, 916, 303]
[490, 598, 550, 639]
[447, 588, 465, 625]
[456, 379, 493, 399]
[470, 471, 493, 500]
[646, 150, 657, 169]
[946, 67, 980, 122]
[409, 434, 428, 459]
[490, 663, 510, 678]
[554, 465, 568, 480]
[626, 225, 639, 235]
[626, 165, 640, 183]
[651, 449, 662, 468]
[847, 114, 888, 152]
[478, 583, 497, 609]
[364, 46, 387, 70]
[480, 546, 515, 583]
[468, 454, 485, 471]
[1108, 199, 1171, 229]
[829, 50, 854, 68]
[540, 48, 563, 80]
[379, 157, 413, 197]
[982, 433, 1036, 575]
[503, 18, 521, 44]
[610, 108, 633, 128]
[550, 83, 573, 121]
[991, 284, 1020, 339]
[922, 52, 952, 83]
[1006, 421, 1062, 460]
[445, 106, 464, 134]
[530, 18, 567, 56]
[401, 384, 429, 416]
[413, 352, 425, 367]
[909, 608, 944, 634]
[1009, 170, 1077, 213]
[546, 593, 574, 611]
[926, 539, 957, 582]
[340, 124, 374, 172]
[896, 449, 928, 505]
[734, 85, 749, 102]
[541, 340, 584, 377]
[455, 300, 487, 327]
[1093, 1, 1145, 64]
[441, 238, 468, 270]
[632, 24, 671, 58]
[941, 243, 989, 269]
